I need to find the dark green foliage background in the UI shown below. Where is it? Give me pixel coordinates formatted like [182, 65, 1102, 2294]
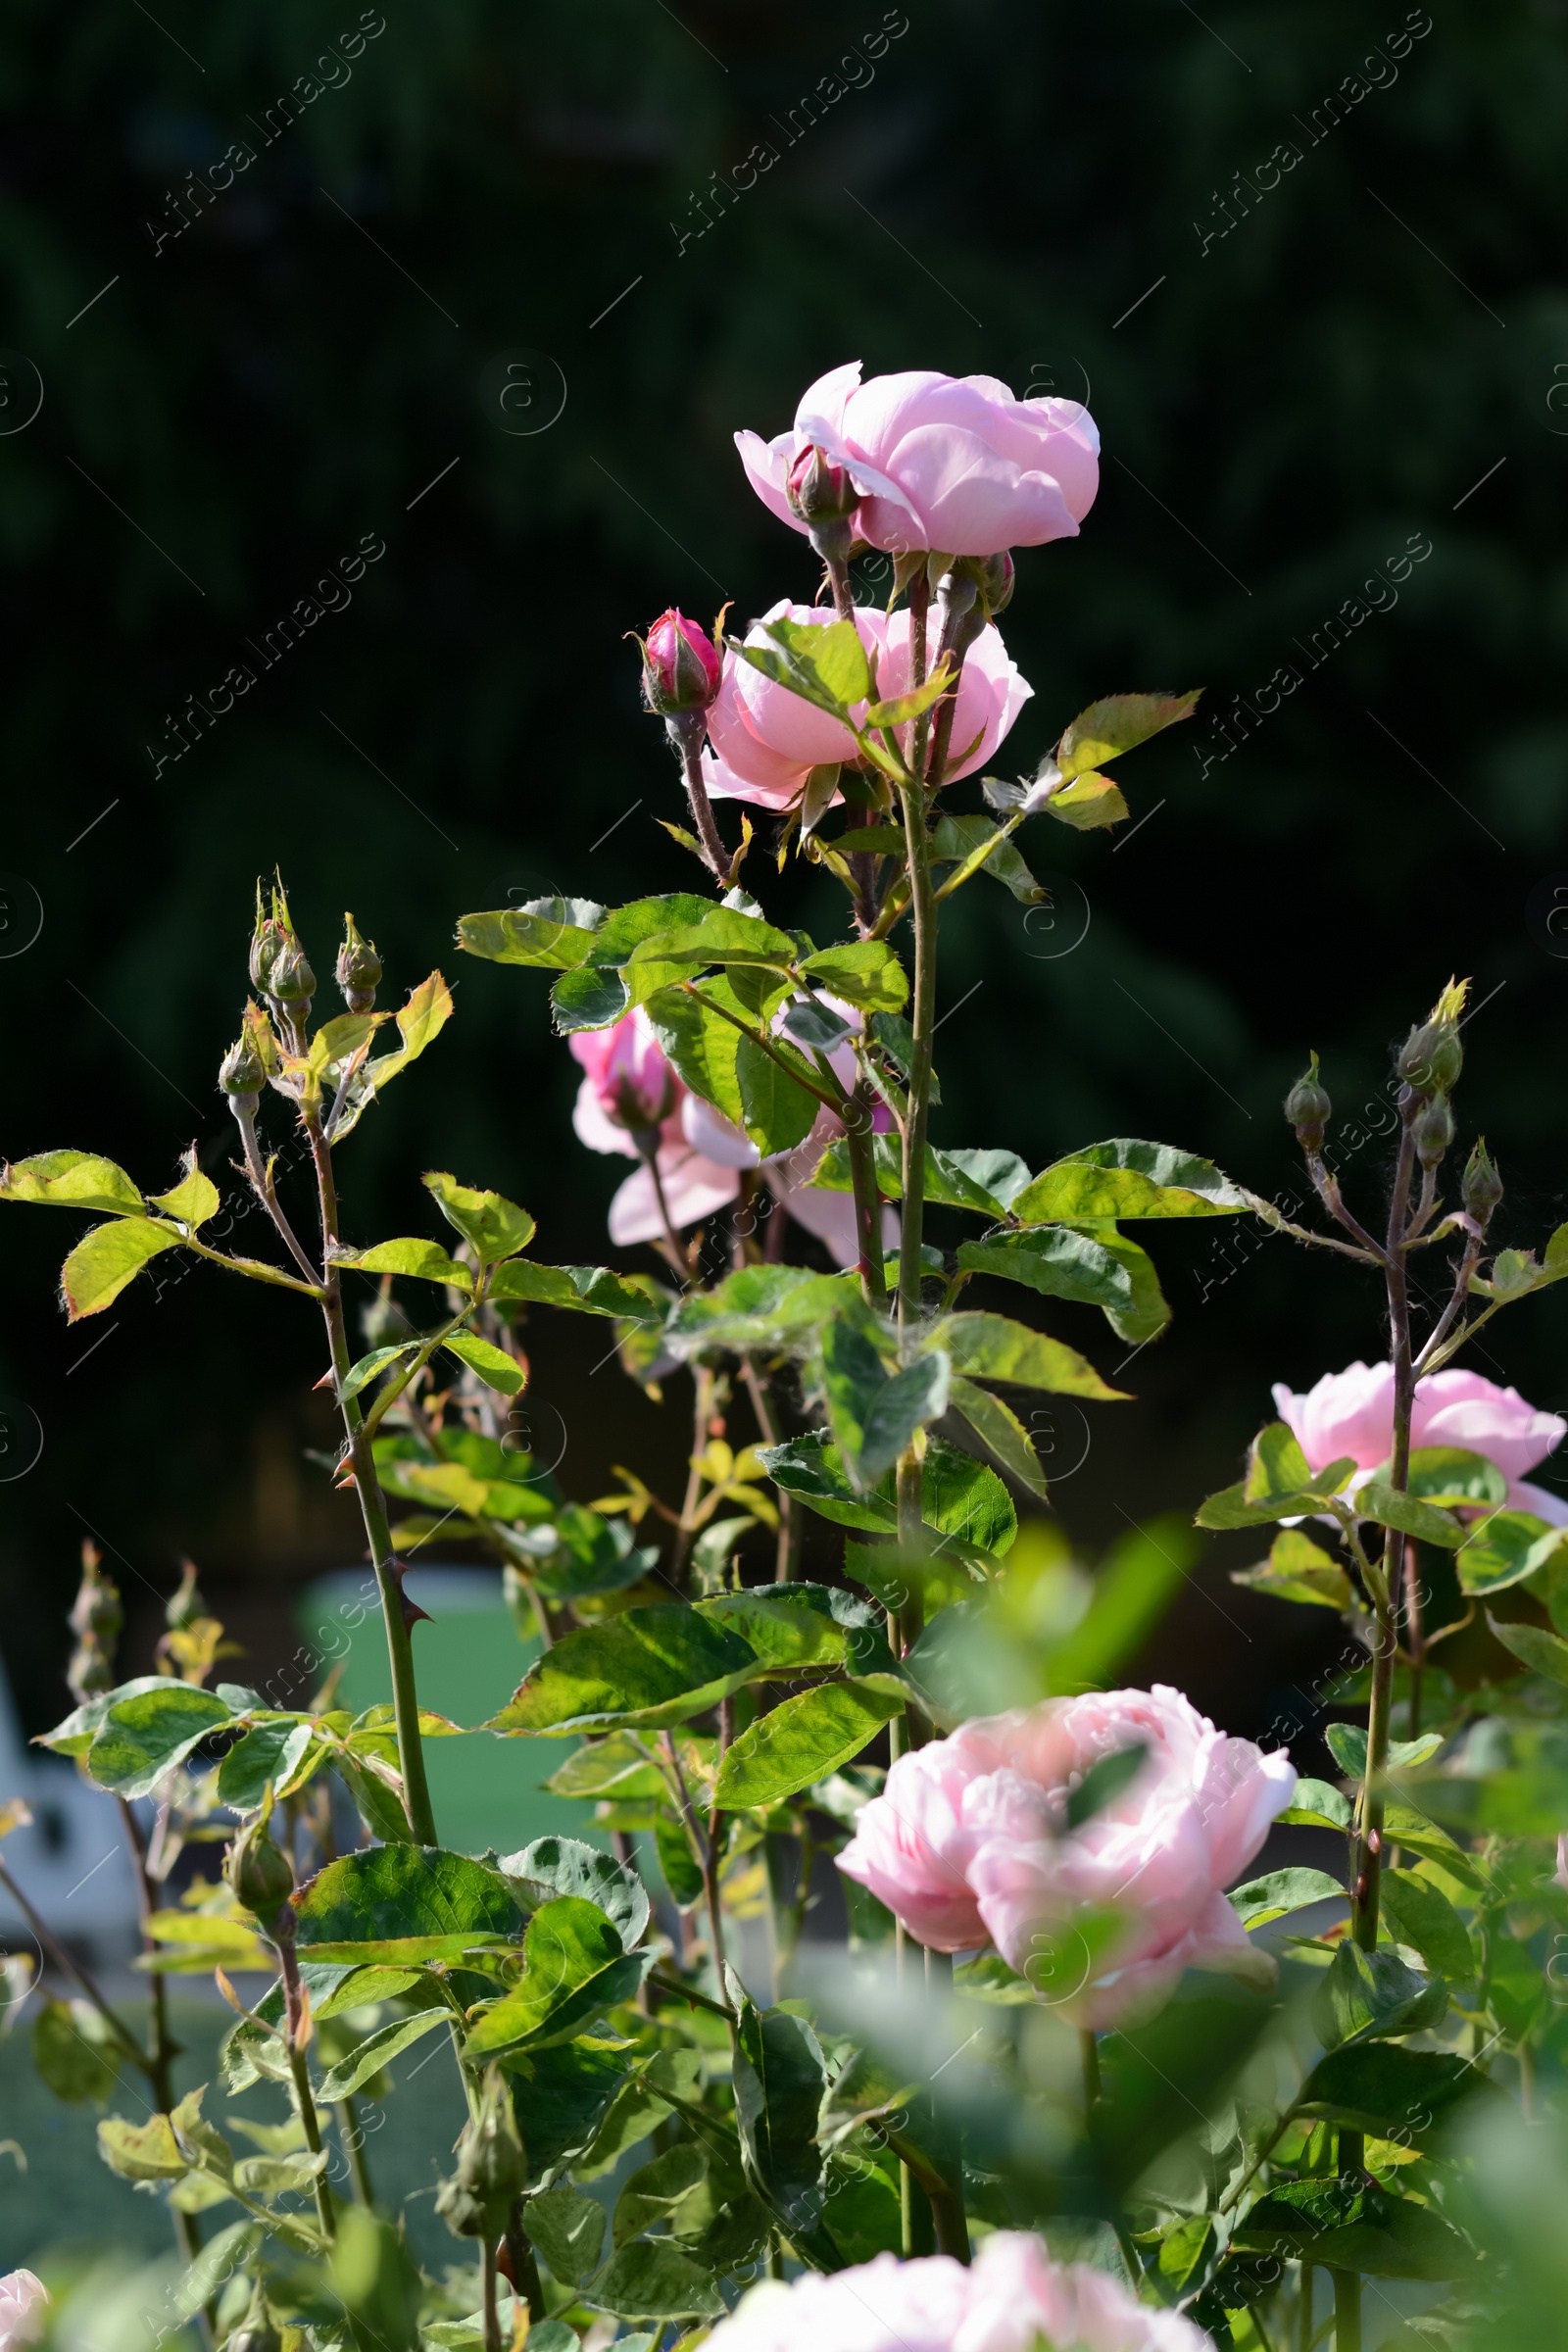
[3, 0, 1566, 1738]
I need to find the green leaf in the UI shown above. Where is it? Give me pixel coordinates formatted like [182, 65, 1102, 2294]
[714, 1681, 906, 1809]
[930, 812, 1046, 904]
[1232, 2179, 1472, 2280]
[352, 971, 456, 1102]
[1380, 1867, 1475, 1984]
[730, 1979, 829, 2243]
[808, 1133, 1027, 1217]
[797, 941, 909, 1011]
[1246, 1421, 1313, 1499]
[695, 1584, 891, 1677]
[457, 905, 604, 969]
[147, 1156, 220, 1230]
[947, 1376, 1048, 1496]
[503, 2040, 631, 2187]
[1312, 1939, 1446, 2051]
[1197, 1431, 1356, 1531]
[487, 1260, 661, 1323]
[1278, 1776, 1354, 1832]
[928, 1310, 1127, 1399]
[626, 908, 800, 973]
[956, 1225, 1171, 1348]
[863, 664, 954, 728]
[422, 1171, 535, 1263]
[1043, 1515, 1199, 1696]
[642, 983, 745, 1127]
[612, 2142, 707, 2247]
[32, 1997, 121, 2103]
[1486, 1609, 1568, 1687]
[1356, 1480, 1464, 1548]
[1297, 2042, 1488, 2136]
[665, 1263, 854, 1357]
[1232, 1529, 1354, 1612]
[61, 1216, 184, 1320]
[216, 1718, 316, 1810]
[498, 1834, 650, 1951]
[736, 1032, 818, 1156]
[760, 1431, 1016, 1562]
[0, 1149, 146, 1216]
[586, 2242, 723, 2324]
[1324, 1724, 1444, 1779]
[308, 1012, 382, 1074]
[85, 1682, 234, 1797]
[655, 1807, 706, 1911]
[1012, 1139, 1247, 1224]
[98, 2112, 189, 2181]
[313, 2009, 451, 2101]
[292, 1846, 524, 1964]
[328, 2205, 423, 2352]
[1457, 1509, 1568, 1595]
[527, 2184, 607, 2285]
[1152, 2216, 1216, 2307]
[1226, 1867, 1346, 1929]
[742, 612, 874, 715]
[487, 1605, 761, 1734]
[549, 894, 718, 1031]
[443, 1332, 526, 1395]
[333, 1237, 473, 1290]
[1056, 690, 1202, 780]
[465, 1897, 645, 2059]
[1040, 771, 1128, 828]
[1403, 1446, 1508, 1507]
[821, 1312, 948, 1491]
[338, 1342, 419, 1401]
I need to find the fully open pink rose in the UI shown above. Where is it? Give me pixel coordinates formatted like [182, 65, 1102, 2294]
[0, 2273, 48, 2352]
[703, 599, 1030, 811]
[704, 2231, 1207, 2352]
[838, 1687, 1296, 2030]
[1273, 1360, 1568, 1521]
[736, 362, 1100, 557]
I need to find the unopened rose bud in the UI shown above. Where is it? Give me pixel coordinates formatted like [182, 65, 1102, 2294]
[224, 1810, 295, 1936]
[268, 933, 316, 1014]
[1413, 1094, 1454, 1168]
[639, 609, 721, 717]
[1397, 1016, 1462, 1097]
[166, 1558, 206, 1634]
[335, 912, 382, 1013]
[952, 551, 1015, 618]
[435, 2067, 526, 2239]
[786, 443, 858, 526]
[1284, 1053, 1332, 1152]
[220, 1032, 266, 1108]
[1463, 1137, 1503, 1223]
[249, 915, 286, 997]
[68, 1542, 121, 1707]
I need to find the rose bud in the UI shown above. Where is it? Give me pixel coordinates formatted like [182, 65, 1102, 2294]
[1397, 1016, 1462, 1097]
[434, 2067, 526, 2239]
[268, 933, 316, 1015]
[1413, 1093, 1455, 1167]
[220, 1030, 267, 1109]
[952, 550, 1016, 619]
[1284, 1054, 1331, 1152]
[335, 911, 382, 1013]
[786, 443, 858, 526]
[639, 609, 722, 717]
[224, 1810, 296, 1936]
[1462, 1137, 1503, 1222]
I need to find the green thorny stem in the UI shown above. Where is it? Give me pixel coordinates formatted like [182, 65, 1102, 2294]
[305, 1103, 438, 1845]
[119, 1797, 211, 2283]
[894, 566, 938, 1608]
[277, 1929, 336, 2240]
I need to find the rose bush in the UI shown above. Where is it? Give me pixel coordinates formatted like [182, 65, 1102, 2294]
[837, 1686, 1297, 2027]
[736, 361, 1100, 556]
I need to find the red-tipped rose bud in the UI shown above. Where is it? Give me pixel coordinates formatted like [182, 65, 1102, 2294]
[335, 911, 381, 1013]
[640, 610, 721, 716]
[786, 443, 858, 526]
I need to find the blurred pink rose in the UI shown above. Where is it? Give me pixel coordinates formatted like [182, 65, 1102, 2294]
[0, 2273, 48, 2352]
[838, 1687, 1296, 2030]
[736, 362, 1100, 558]
[567, 1004, 896, 1269]
[702, 599, 1030, 811]
[704, 2232, 1206, 2352]
[640, 607, 721, 714]
[1273, 1359, 1568, 1521]
[1556, 1832, 1568, 1891]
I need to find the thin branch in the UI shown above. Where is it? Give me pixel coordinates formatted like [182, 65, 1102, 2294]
[234, 1104, 323, 1285]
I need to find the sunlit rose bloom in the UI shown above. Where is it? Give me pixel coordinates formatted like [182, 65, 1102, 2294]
[1273, 1359, 1568, 1522]
[0, 2273, 48, 2352]
[704, 2231, 1207, 2352]
[736, 362, 1100, 558]
[838, 1687, 1296, 2030]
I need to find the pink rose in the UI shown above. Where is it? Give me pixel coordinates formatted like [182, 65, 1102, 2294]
[838, 1687, 1296, 2030]
[567, 1004, 897, 1270]
[702, 599, 1030, 811]
[703, 2234, 1207, 2352]
[1273, 1360, 1568, 1520]
[736, 362, 1100, 558]
[0, 2274, 48, 2352]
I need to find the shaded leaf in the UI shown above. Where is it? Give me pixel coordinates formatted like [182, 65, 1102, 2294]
[487, 1605, 760, 1735]
[527, 2183, 608, 2284]
[1226, 1867, 1346, 1929]
[956, 1224, 1170, 1347]
[1056, 690, 1202, 779]
[498, 1835, 650, 1951]
[464, 1898, 645, 2060]
[292, 1845, 524, 1964]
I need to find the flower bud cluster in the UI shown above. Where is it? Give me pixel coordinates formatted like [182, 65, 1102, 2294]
[249, 877, 316, 1042]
